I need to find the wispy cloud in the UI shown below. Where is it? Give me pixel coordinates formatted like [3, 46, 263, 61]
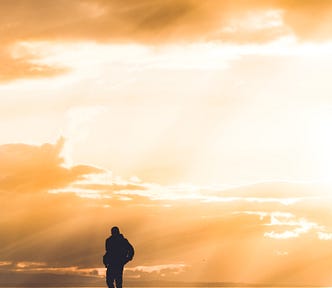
[127, 263, 187, 274]
[7, 262, 105, 277]
[16, 262, 47, 268]
[264, 216, 322, 239]
[0, 44, 68, 82]
[0, 261, 12, 267]
[317, 232, 332, 240]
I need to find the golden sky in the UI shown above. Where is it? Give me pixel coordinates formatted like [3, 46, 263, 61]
[2, 0, 332, 286]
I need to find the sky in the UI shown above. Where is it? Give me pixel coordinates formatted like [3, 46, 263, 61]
[2, 0, 332, 286]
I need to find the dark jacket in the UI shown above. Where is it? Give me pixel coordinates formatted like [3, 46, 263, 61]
[104, 234, 134, 267]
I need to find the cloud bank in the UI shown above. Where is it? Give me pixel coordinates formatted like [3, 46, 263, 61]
[2, 0, 332, 81]
[2, 140, 332, 285]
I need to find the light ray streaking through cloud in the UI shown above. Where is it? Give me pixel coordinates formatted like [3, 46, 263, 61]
[3, 1, 332, 286]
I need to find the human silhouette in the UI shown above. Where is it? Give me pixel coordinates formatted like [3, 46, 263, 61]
[103, 226, 134, 288]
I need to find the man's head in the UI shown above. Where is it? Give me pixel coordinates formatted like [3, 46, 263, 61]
[111, 226, 120, 236]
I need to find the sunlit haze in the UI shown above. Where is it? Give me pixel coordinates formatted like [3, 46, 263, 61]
[1, 1, 332, 286]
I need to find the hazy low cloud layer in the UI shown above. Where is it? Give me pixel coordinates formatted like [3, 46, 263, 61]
[1, 140, 332, 285]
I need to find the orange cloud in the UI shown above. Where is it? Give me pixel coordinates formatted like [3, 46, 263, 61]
[2, 140, 332, 285]
[0, 46, 67, 82]
[0, 138, 101, 193]
[1, 1, 332, 44]
[1, 0, 332, 81]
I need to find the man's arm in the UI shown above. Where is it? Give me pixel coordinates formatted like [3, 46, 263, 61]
[104, 239, 109, 267]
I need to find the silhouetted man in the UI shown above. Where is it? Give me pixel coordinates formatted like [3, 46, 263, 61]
[104, 227, 134, 288]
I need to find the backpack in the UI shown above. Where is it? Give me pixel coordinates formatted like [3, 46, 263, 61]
[103, 252, 111, 266]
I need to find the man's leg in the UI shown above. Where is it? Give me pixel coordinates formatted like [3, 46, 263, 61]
[106, 266, 115, 288]
[114, 265, 124, 288]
